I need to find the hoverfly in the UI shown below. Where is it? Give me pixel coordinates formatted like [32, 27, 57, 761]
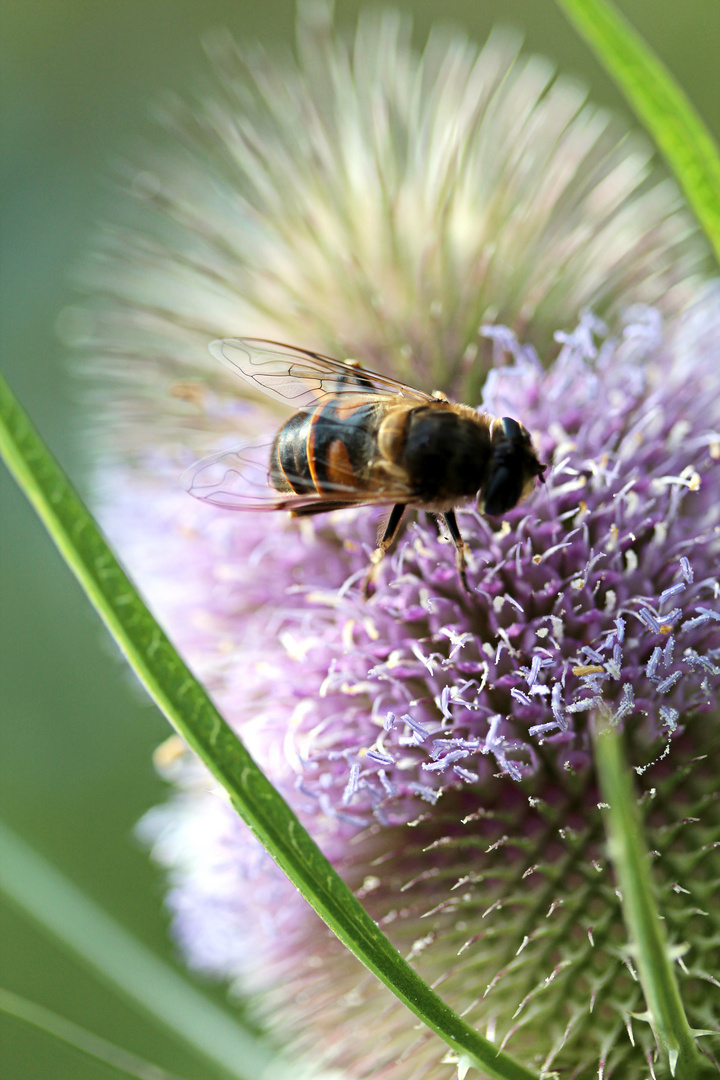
[185, 339, 546, 593]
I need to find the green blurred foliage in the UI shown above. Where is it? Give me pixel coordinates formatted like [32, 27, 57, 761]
[1, 1, 718, 1077]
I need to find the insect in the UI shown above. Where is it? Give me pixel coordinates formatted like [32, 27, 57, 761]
[185, 338, 546, 593]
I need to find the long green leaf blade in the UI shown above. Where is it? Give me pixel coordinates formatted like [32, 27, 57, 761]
[0, 368, 539, 1080]
[0, 987, 188, 1080]
[0, 821, 278, 1080]
[593, 727, 709, 1079]
[555, 0, 720, 266]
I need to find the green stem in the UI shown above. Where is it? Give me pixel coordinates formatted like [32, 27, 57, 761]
[0, 987, 187, 1080]
[0, 368, 539, 1080]
[0, 821, 278, 1080]
[593, 725, 704, 1078]
[555, 0, 720, 267]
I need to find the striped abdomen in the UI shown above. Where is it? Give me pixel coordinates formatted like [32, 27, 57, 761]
[270, 398, 380, 497]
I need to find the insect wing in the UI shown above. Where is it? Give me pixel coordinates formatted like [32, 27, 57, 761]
[183, 438, 407, 513]
[209, 338, 433, 410]
[184, 439, 308, 511]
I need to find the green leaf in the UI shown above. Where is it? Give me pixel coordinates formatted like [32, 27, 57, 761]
[0, 821, 278, 1080]
[0, 369, 540, 1080]
[0, 987, 188, 1080]
[555, 0, 720, 266]
[593, 725, 712, 1079]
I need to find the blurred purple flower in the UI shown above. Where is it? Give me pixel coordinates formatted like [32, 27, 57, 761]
[69, 6, 707, 456]
[79, 6, 720, 1077]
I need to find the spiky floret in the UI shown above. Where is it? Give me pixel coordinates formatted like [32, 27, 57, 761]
[80, 6, 719, 1075]
[115, 295, 720, 1078]
[73, 5, 707, 456]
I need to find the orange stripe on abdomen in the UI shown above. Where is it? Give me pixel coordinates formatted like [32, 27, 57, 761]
[306, 399, 379, 495]
[324, 438, 356, 489]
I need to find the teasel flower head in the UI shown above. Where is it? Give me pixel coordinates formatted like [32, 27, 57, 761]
[77, 5, 720, 1078]
[72, 3, 708, 457]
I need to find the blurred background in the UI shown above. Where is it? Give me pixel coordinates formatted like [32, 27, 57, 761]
[1, 1, 718, 1077]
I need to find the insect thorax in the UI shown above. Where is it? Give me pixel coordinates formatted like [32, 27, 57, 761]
[398, 406, 492, 503]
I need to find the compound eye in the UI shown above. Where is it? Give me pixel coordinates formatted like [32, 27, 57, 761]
[483, 464, 524, 516]
[501, 417, 523, 441]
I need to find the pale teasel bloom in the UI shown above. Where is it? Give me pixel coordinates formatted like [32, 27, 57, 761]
[73, 4, 706, 455]
[75, 5, 719, 1078]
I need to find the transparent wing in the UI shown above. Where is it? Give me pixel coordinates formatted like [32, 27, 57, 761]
[183, 438, 411, 513]
[209, 338, 433, 410]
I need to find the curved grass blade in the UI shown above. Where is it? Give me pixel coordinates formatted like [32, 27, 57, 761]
[0, 368, 539, 1080]
[555, 0, 720, 266]
[593, 726, 712, 1079]
[0, 821, 280, 1080]
[0, 987, 188, 1080]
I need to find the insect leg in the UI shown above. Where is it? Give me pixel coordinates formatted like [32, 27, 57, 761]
[363, 503, 406, 598]
[424, 512, 440, 535]
[442, 510, 471, 594]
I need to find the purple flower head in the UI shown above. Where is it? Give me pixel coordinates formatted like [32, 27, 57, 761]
[79, 7, 720, 1077]
[114, 292, 720, 1077]
[135, 299, 720, 809]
